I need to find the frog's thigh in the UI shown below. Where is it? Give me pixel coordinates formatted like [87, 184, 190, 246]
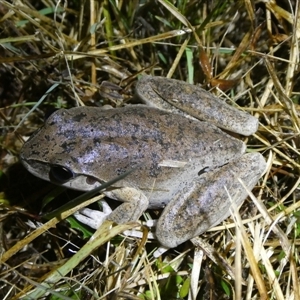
[105, 187, 149, 223]
[156, 152, 266, 249]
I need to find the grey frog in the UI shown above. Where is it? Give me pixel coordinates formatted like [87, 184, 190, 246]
[20, 76, 266, 252]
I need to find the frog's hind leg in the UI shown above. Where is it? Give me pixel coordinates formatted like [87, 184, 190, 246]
[155, 152, 266, 249]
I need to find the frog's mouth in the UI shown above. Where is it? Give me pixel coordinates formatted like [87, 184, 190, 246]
[20, 159, 50, 182]
[56, 175, 103, 191]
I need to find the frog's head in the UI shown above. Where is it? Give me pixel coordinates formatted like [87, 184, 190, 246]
[20, 153, 103, 191]
[20, 109, 104, 191]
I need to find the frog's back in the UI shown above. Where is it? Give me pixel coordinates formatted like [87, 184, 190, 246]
[43, 105, 245, 173]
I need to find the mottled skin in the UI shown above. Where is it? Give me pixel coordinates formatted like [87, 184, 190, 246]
[20, 76, 266, 249]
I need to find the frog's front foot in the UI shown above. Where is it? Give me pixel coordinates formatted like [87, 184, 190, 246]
[74, 199, 159, 245]
[74, 200, 112, 229]
[74, 187, 149, 229]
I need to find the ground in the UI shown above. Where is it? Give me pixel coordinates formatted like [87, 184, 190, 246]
[0, 1, 300, 299]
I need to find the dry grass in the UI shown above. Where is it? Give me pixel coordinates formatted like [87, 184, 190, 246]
[0, 0, 300, 299]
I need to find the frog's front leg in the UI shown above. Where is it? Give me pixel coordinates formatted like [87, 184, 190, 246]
[155, 152, 266, 249]
[74, 187, 149, 229]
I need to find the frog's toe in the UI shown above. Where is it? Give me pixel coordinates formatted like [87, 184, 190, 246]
[99, 200, 113, 214]
[74, 203, 112, 229]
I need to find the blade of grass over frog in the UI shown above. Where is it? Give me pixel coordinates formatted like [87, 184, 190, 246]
[19, 221, 137, 300]
[1, 167, 138, 263]
[15, 82, 60, 132]
[42, 166, 139, 220]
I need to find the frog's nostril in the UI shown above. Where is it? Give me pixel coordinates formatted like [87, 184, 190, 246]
[49, 165, 74, 183]
[86, 176, 97, 185]
[198, 166, 209, 176]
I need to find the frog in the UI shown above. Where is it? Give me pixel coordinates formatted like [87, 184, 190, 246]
[20, 75, 266, 253]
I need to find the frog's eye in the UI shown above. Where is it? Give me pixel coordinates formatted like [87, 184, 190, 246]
[49, 165, 74, 183]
